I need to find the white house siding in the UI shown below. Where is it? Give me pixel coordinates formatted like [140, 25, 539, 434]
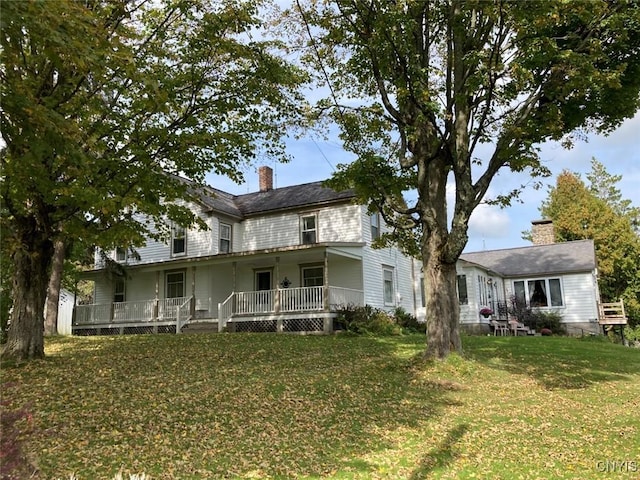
[240, 203, 362, 252]
[360, 207, 415, 314]
[504, 272, 598, 324]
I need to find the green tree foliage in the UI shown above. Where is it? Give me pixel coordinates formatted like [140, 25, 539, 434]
[540, 170, 640, 326]
[288, 0, 640, 358]
[586, 158, 640, 231]
[0, 0, 305, 360]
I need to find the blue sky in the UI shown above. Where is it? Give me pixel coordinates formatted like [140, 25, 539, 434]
[206, 112, 640, 254]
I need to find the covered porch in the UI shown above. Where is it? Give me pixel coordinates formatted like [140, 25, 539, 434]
[75, 244, 366, 335]
[73, 285, 364, 334]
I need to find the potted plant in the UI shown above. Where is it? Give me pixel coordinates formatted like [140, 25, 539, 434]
[479, 307, 493, 318]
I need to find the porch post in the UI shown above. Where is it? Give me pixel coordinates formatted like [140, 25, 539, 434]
[232, 261, 237, 291]
[191, 266, 196, 317]
[274, 256, 281, 314]
[323, 250, 329, 310]
[323, 250, 332, 333]
[154, 271, 160, 320]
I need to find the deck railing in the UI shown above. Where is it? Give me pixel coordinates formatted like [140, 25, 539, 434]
[280, 286, 324, 312]
[328, 286, 365, 308]
[75, 297, 190, 325]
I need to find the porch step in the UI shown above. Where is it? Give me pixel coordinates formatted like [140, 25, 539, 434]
[181, 321, 219, 334]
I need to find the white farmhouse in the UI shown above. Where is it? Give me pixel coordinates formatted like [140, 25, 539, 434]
[76, 170, 606, 336]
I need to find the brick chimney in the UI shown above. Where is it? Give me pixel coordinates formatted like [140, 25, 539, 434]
[258, 166, 273, 192]
[531, 219, 555, 245]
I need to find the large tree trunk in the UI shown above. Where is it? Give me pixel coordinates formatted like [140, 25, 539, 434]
[2, 221, 54, 361]
[423, 234, 462, 359]
[44, 238, 66, 336]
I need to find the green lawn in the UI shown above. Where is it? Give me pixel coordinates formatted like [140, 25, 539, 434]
[2, 333, 639, 479]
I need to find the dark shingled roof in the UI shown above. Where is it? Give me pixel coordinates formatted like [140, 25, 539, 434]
[183, 176, 355, 218]
[234, 181, 355, 216]
[460, 239, 597, 277]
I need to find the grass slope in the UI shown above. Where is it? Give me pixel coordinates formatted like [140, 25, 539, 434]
[1, 334, 639, 479]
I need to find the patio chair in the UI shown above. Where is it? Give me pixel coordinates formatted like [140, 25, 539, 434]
[491, 320, 509, 336]
[508, 319, 531, 336]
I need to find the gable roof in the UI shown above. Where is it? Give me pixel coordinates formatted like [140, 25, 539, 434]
[180, 176, 355, 219]
[234, 181, 355, 216]
[459, 239, 597, 277]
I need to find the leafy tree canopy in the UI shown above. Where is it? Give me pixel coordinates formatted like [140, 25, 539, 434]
[0, 0, 306, 359]
[285, 0, 640, 357]
[540, 167, 640, 326]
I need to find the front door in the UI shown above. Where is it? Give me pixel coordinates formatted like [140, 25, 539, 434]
[255, 270, 272, 312]
[255, 270, 272, 291]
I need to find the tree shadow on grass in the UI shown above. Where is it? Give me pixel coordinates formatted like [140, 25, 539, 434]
[408, 424, 469, 480]
[4, 333, 462, 480]
[464, 336, 640, 390]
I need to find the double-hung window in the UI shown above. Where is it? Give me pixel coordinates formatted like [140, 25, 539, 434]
[219, 223, 231, 253]
[514, 278, 563, 307]
[301, 215, 317, 244]
[171, 224, 186, 256]
[166, 271, 186, 299]
[115, 247, 126, 262]
[302, 266, 324, 287]
[383, 267, 394, 306]
[370, 213, 380, 240]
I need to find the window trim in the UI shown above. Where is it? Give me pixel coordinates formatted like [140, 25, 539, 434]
[457, 274, 469, 305]
[165, 270, 186, 299]
[513, 277, 564, 308]
[370, 213, 380, 241]
[219, 222, 232, 254]
[300, 214, 318, 245]
[171, 223, 186, 257]
[115, 247, 127, 262]
[301, 265, 324, 287]
[383, 267, 395, 306]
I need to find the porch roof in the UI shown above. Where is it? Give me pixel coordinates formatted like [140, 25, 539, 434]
[81, 242, 365, 279]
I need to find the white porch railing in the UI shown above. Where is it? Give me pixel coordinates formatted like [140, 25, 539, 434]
[175, 296, 193, 334]
[74, 297, 190, 325]
[328, 286, 365, 307]
[280, 286, 324, 312]
[236, 290, 275, 315]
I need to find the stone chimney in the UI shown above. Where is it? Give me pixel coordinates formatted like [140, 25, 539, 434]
[258, 166, 273, 192]
[531, 219, 555, 245]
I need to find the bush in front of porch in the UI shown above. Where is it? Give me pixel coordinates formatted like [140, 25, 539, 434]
[335, 305, 424, 335]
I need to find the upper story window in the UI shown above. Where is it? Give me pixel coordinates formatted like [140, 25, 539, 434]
[300, 214, 317, 244]
[219, 223, 231, 253]
[514, 278, 563, 307]
[171, 224, 186, 256]
[383, 267, 394, 305]
[115, 247, 126, 262]
[370, 213, 380, 240]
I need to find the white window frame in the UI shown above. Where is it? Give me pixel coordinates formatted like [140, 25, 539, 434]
[370, 213, 380, 241]
[115, 247, 127, 262]
[301, 265, 324, 287]
[513, 277, 564, 308]
[457, 275, 468, 305]
[171, 224, 186, 257]
[300, 214, 317, 245]
[219, 222, 232, 254]
[383, 267, 395, 306]
[166, 271, 186, 299]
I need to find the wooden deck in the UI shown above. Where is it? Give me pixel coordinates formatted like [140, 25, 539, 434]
[598, 300, 628, 325]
